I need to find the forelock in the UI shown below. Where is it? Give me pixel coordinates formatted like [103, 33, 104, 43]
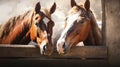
[68, 6, 79, 14]
[41, 8, 51, 18]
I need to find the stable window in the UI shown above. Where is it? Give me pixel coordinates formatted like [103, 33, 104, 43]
[0, 0, 107, 63]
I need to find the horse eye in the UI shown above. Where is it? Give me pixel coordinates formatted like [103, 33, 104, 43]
[35, 17, 38, 20]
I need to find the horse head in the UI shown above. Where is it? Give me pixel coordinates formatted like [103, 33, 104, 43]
[30, 2, 56, 55]
[56, 0, 100, 54]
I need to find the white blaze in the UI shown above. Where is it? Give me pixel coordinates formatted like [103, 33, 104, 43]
[43, 17, 50, 27]
[57, 11, 81, 49]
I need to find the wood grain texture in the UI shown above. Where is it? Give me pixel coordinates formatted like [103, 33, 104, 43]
[0, 45, 107, 59]
[0, 58, 108, 67]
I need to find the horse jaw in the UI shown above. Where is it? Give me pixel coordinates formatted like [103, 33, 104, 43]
[37, 37, 48, 55]
[56, 43, 65, 54]
[39, 41, 47, 55]
[56, 40, 72, 54]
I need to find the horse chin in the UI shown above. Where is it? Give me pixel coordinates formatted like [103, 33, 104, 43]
[39, 43, 53, 56]
[44, 46, 54, 56]
[63, 42, 73, 54]
[56, 41, 73, 55]
[39, 46, 45, 55]
[39, 42, 48, 55]
[56, 43, 65, 54]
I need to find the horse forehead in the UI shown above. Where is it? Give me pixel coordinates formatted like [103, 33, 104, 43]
[41, 8, 51, 18]
[57, 10, 82, 44]
[43, 17, 50, 27]
[67, 11, 81, 24]
[58, 12, 80, 40]
[68, 6, 80, 14]
[38, 8, 51, 27]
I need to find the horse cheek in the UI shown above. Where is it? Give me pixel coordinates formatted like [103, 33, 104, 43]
[30, 23, 37, 41]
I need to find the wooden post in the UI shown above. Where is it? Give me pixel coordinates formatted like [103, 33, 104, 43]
[105, 0, 120, 66]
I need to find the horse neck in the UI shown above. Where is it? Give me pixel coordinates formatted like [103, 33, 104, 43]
[14, 11, 33, 44]
[0, 10, 33, 44]
[83, 11, 102, 46]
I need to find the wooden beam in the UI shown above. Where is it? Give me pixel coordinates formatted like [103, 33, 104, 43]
[0, 45, 107, 59]
[53, 46, 108, 59]
[0, 45, 42, 57]
[0, 58, 108, 67]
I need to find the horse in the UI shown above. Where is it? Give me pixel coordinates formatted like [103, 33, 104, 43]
[56, 0, 102, 54]
[0, 2, 56, 55]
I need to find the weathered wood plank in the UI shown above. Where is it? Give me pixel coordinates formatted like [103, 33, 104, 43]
[0, 58, 108, 67]
[52, 46, 108, 59]
[0, 45, 107, 59]
[0, 45, 42, 57]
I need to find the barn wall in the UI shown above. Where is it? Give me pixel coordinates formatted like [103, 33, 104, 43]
[105, 0, 120, 66]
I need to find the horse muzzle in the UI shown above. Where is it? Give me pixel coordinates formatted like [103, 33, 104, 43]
[39, 42, 48, 55]
[56, 41, 72, 55]
[57, 43, 64, 54]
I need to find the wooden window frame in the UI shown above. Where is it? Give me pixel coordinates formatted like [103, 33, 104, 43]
[0, 0, 108, 64]
[0, 0, 109, 66]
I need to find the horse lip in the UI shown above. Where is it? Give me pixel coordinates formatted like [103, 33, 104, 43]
[56, 41, 72, 54]
[40, 46, 46, 55]
[56, 43, 65, 54]
[39, 42, 48, 55]
[43, 45, 47, 51]
[63, 42, 72, 53]
[40, 47, 44, 55]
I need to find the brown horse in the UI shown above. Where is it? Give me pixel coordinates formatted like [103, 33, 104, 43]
[56, 0, 102, 54]
[0, 2, 56, 55]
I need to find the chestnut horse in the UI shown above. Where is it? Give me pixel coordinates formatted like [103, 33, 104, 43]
[56, 0, 102, 54]
[0, 2, 56, 55]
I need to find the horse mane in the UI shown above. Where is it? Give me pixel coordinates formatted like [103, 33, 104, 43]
[73, 3, 102, 45]
[0, 10, 32, 39]
[0, 7, 52, 44]
[83, 10, 102, 45]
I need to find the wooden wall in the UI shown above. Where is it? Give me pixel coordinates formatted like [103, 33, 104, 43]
[0, 45, 108, 67]
[105, 0, 120, 66]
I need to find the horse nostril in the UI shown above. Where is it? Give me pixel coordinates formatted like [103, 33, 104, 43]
[43, 45, 47, 51]
[35, 22, 39, 27]
[62, 43, 65, 48]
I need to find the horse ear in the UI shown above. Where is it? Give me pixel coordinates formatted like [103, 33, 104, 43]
[35, 2, 41, 13]
[84, 0, 90, 11]
[71, 0, 77, 7]
[49, 2, 56, 14]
